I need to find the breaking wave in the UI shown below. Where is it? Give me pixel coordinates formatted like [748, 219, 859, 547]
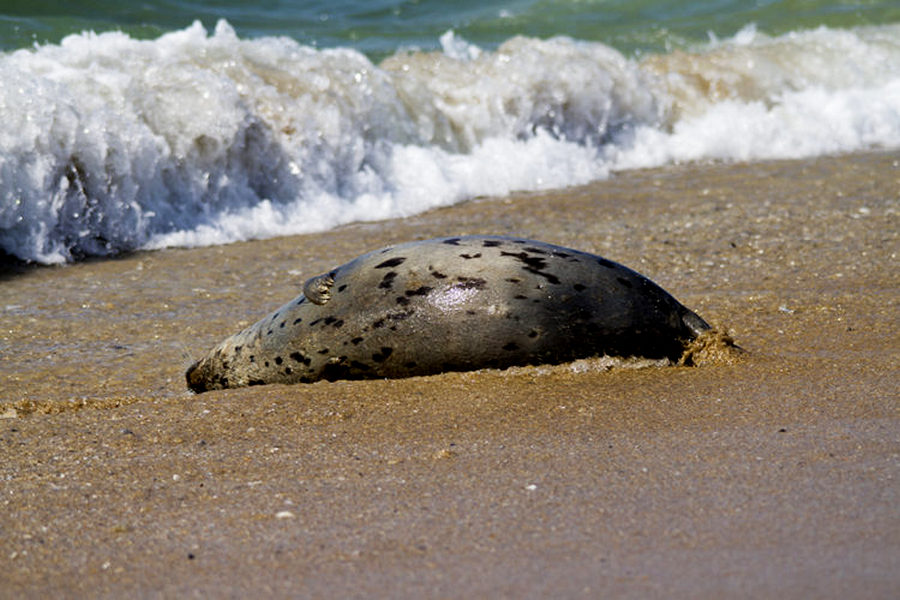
[1, 21, 899, 263]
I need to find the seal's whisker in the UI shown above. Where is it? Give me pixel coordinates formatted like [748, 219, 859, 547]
[175, 341, 195, 368]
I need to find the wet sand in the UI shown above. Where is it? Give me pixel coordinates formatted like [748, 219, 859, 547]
[1, 151, 898, 598]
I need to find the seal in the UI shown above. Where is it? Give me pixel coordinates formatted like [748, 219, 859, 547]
[186, 235, 711, 392]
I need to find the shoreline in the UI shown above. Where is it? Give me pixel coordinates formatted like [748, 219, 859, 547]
[1, 150, 898, 597]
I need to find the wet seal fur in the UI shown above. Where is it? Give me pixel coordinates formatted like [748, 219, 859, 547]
[186, 235, 711, 392]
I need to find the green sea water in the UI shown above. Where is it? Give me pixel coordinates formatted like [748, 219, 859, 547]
[1, 0, 898, 57]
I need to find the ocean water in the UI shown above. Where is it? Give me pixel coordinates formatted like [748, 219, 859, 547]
[1, 1, 899, 264]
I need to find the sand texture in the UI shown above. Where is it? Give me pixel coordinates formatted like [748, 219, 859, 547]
[1, 151, 898, 598]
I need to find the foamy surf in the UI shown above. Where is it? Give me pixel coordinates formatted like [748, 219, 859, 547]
[1, 20, 899, 264]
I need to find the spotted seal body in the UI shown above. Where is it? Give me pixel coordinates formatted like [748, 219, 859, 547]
[186, 235, 710, 392]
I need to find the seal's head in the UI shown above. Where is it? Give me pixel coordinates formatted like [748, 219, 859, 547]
[185, 348, 236, 393]
[186, 335, 264, 393]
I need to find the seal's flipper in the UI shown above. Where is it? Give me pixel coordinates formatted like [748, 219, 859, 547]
[303, 271, 335, 305]
[681, 309, 711, 337]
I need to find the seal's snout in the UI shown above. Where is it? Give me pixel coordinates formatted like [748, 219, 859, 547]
[185, 360, 208, 394]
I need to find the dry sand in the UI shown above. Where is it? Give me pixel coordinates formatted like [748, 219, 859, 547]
[1, 151, 898, 598]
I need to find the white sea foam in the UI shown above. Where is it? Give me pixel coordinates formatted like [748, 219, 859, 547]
[1, 21, 899, 263]
[611, 80, 900, 167]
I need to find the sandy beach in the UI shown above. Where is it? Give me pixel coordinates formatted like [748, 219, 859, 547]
[1, 150, 898, 598]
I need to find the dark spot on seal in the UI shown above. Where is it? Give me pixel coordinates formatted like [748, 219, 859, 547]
[351, 337, 364, 345]
[318, 348, 329, 354]
[405, 286, 433, 297]
[388, 309, 414, 321]
[284, 367, 293, 375]
[275, 356, 283, 365]
[266, 329, 273, 336]
[337, 284, 347, 292]
[529, 269, 560, 285]
[524, 246, 548, 255]
[372, 347, 393, 362]
[482, 240, 503, 247]
[320, 358, 359, 381]
[249, 379, 265, 386]
[324, 316, 337, 325]
[460, 253, 482, 259]
[430, 269, 448, 279]
[280, 321, 286, 328]
[321, 361, 347, 381]
[404, 361, 418, 369]
[379, 271, 397, 289]
[506, 277, 522, 283]
[290, 352, 311, 366]
[332, 319, 344, 328]
[373, 318, 386, 329]
[514, 294, 528, 300]
[249, 355, 256, 363]
[453, 276, 487, 290]
[501, 251, 563, 285]
[234, 345, 243, 354]
[396, 296, 411, 306]
[503, 342, 519, 351]
[295, 298, 305, 305]
[264, 361, 270, 368]
[443, 238, 461, 245]
[293, 318, 302, 325]
[573, 283, 586, 292]
[528, 330, 539, 338]
[502, 251, 543, 269]
[309, 318, 323, 326]
[598, 258, 617, 269]
[617, 277, 633, 288]
[375, 257, 406, 269]
[554, 252, 571, 259]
